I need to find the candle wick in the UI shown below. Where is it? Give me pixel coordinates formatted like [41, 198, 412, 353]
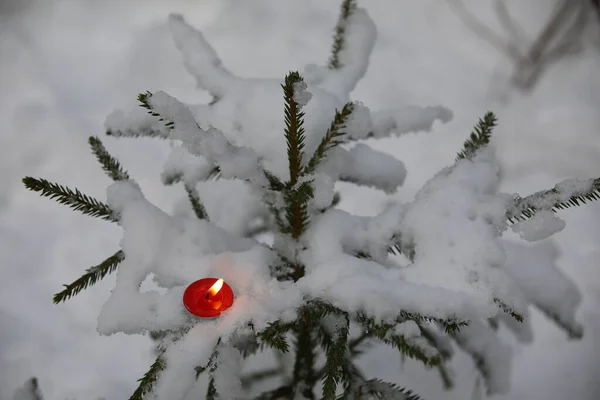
[205, 292, 210, 300]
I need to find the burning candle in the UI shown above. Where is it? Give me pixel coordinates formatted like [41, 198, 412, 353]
[183, 278, 234, 318]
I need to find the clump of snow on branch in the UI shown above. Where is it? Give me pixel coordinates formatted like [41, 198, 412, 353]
[293, 80, 312, 107]
[502, 241, 583, 338]
[105, 107, 170, 138]
[511, 210, 566, 241]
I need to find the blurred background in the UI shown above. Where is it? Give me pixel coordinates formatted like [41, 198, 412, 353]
[1, 0, 599, 398]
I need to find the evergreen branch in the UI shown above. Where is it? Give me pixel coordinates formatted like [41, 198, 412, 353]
[355, 309, 467, 335]
[358, 379, 422, 400]
[328, 0, 358, 69]
[308, 299, 468, 334]
[184, 183, 209, 220]
[356, 316, 441, 367]
[256, 321, 295, 352]
[506, 178, 600, 223]
[88, 136, 130, 181]
[494, 299, 524, 322]
[22, 177, 118, 222]
[304, 102, 354, 175]
[53, 250, 124, 304]
[456, 111, 497, 160]
[322, 314, 350, 400]
[283, 72, 307, 185]
[292, 309, 318, 399]
[282, 72, 312, 239]
[106, 127, 168, 139]
[264, 169, 285, 192]
[388, 334, 442, 367]
[129, 354, 165, 400]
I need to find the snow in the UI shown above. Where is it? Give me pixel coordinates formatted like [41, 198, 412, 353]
[343, 101, 372, 140]
[104, 107, 171, 138]
[453, 319, 513, 395]
[168, 13, 239, 98]
[11, 379, 42, 400]
[393, 320, 420, 338]
[307, 8, 377, 100]
[511, 210, 566, 242]
[342, 144, 408, 193]
[370, 105, 453, 139]
[161, 146, 215, 186]
[292, 80, 312, 107]
[502, 241, 583, 339]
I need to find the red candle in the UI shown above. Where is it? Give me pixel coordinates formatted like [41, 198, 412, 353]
[183, 278, 234, 318]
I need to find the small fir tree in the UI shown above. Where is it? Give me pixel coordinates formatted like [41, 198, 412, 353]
[23, 1, 598, 398]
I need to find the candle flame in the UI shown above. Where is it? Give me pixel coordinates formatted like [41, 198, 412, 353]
[207, 279, 224, 298]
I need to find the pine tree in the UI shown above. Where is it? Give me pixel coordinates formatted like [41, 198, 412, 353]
[23, 1, 597, 398]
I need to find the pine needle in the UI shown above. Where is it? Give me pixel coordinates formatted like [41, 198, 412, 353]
[328, 0, 358, 69]
[88, 136, 130, 181]
[22, 177, 118, 222]
[53, 250, 124, 304]
[129, 354, 165, 400]
[456, 111, 497, 160]
[304, 102, 354, 175]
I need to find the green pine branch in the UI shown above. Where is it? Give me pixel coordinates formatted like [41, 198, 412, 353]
[256, 321, 295, 352]
[88, 136, 130, 181]
[264, 169, 285, 192]
[507, 177, 600, 223]
[328, 0, 358, 69]
[456, 111, 497, 160]
[304, 102, 354, 175]
[281, 72, 312, 240]
[184, 183, 209, 220]
[106, 127, 169, 139]
[283, 72, 307, 186]
[357, 379, 423, 400]
[292, 311, 318, 399]
[22, 177, 118, 222]
[494, 299, 524, 322]
[321, 314, 350, 399]
[356, 317, 441, 367]
[129, 353, 165, 400]
[53, 250, 124, 304]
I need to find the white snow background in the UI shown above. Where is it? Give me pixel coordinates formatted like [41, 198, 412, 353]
[1, 0, 599, 399]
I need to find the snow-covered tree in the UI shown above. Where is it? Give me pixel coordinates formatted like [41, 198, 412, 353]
[22, 1, 599, 398]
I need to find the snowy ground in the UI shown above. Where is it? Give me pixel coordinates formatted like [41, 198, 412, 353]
[1, 0, 599, 399]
